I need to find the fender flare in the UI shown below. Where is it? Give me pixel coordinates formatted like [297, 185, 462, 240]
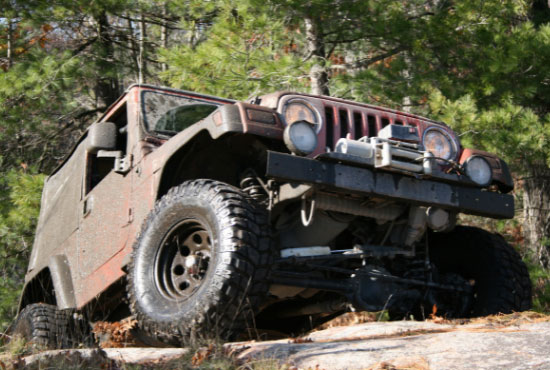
[18, 254, 76, 312]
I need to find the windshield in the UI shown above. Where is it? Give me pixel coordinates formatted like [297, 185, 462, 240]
[141, 91, 220, 136]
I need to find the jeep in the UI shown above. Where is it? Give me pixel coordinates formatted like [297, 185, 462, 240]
[13, 84, 531, 347]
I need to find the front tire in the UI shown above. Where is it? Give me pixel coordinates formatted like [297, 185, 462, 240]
[429, 226, 532, 317]
[128, 180, 272, 345]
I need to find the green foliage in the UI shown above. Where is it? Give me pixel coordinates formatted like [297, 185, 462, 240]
[160, 0, 311, 99]
[428, 90, 550, 171]
[417, 4, 550, 172]
[3, 335, 27, 356]
[1, 0, 550, 331]
[0, 169, 45, 331]
[525, 254, 550, 312]
[0, 48, 85, 170]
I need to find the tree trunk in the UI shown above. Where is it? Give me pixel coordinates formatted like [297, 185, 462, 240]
[127, 16, 140, 82]
[523, 163, 550, 267]
[304, 16, 329, 96]
[95, 12, 120, 107]
[401, 52, 412, 113]
[139, 12, 147, 83]
[160, 3, 168, 73]
[7, 18, 13, 68]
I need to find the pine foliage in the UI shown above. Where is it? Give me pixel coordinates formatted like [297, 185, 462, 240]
[1, 0, 550, 329]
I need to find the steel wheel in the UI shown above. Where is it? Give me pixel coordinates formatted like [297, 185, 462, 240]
[155, 220, 212, 301]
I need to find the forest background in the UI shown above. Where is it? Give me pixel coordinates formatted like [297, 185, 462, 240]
[1, 0, 550, 331]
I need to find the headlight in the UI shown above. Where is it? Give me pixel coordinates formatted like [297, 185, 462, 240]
[465, 156, 492, 186]
[284, 121, 318, 156]
[422, 127, 458, 162]
[282, 99, 322, 133]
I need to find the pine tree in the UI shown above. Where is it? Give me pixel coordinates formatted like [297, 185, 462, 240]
[161, 0, 550, 266]
[0, 0, 191, 329]
[425, 3, 550, 266]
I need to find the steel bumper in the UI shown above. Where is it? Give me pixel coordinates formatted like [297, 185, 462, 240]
[266, 151, 514, 219]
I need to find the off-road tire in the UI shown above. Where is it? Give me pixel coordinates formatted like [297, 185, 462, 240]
[127, 180, 273, 345]
[429, 226, 532, 316]
[12, 303, 90, 349]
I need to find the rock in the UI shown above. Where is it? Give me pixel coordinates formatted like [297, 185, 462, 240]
[230, 320, 550, 370]
[15, 347, 188, 369]
[10, 313, 550, 370]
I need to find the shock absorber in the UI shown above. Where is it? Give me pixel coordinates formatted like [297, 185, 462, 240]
[239, 170, 269, 203]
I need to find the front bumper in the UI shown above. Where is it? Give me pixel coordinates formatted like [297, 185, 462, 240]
[266, 151, 514, 219]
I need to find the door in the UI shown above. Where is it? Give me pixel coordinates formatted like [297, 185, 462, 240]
[76, 103, 132, 304]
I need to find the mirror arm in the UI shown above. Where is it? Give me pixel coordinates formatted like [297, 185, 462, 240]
[97, 150, 133, 174]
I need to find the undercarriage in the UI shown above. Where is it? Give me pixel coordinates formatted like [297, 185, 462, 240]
[234, 150, 524, 326]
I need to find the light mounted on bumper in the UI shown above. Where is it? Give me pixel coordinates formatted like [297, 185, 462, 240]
[464, 155, 492, 186]
[284, 121, 318, 156]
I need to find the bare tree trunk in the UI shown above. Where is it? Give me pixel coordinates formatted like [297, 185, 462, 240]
[127, 16, 140, 82]
[160, 3, 168, 73]
[523, 163, 550, 267]
[7, 18, 13, 68]
[401, 52, 412, 113]
[95, 12, 120, 107]
[139, 12, 147, 83]
[305, 16, 329, 96]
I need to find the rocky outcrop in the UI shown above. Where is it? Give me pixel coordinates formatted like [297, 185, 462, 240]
[233, 318, 550, 370]
[5, 313, 550, 369]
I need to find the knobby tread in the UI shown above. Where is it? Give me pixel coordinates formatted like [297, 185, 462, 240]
[430, 226, 532, 316]
[13, 303, 90, 349]
[127, 179, 274, 345]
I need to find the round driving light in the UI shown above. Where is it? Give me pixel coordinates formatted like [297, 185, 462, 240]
[422, 127, 457, 163]
[465, 156, 492, 186]
[282, 99, 322, 133]
[284, 121, 318, 156]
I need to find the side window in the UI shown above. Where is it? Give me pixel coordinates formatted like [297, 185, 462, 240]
[86, 103, 128, 194]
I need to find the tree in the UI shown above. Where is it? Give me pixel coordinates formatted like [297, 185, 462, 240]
[0, 169, 44, 330]
[161, 0, 462, 101]
[425, 5, 550, 266]
[0, 0, 191, 329]
[161, 0, 550, 267]
[0, 0, 549, 331]
[160, 0, 310, 99]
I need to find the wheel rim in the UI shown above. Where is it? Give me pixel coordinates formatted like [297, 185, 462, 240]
[155, 219, 212, 301]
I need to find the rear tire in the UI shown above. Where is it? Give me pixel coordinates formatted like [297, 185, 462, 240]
[127, 180, 273, 345]
[12, 303, 89, 349]
[429, 226, 532, 317]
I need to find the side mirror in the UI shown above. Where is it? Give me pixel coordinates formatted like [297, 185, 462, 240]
[87, 121, 117, 153]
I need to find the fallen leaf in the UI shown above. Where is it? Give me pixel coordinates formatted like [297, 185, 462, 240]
[290, 337, 313, 344]
[191, 343, 214, 367]
[366, 356, 430, 370]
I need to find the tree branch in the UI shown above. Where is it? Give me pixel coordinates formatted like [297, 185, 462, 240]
[72, 37, 98, 56]
[348, 46, 406, 69]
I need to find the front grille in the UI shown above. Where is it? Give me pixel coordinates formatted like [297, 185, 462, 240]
[323, 105, 419, 151]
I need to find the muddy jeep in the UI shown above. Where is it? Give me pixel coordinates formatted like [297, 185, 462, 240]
[14, 84, 531, 347]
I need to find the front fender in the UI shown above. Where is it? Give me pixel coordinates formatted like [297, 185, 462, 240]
[147, 103, 283, 198]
